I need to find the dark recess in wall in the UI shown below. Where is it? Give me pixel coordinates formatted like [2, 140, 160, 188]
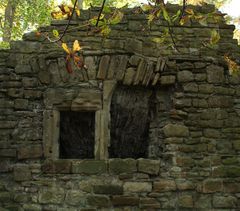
[59, 111, 95, 159]
[109, 85, 153, 158]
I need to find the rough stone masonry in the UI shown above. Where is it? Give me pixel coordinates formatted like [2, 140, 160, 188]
[1, 3, 240, 211]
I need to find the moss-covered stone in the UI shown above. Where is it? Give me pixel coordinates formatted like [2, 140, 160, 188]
[72, 160, 107, 174]
[109, 159, 137, 174]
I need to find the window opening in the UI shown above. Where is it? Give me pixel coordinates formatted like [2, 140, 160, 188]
[59, 111, 95, 159]
[109, 85, 153, 158]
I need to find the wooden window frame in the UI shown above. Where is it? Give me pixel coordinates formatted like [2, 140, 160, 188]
[43, 81, 116, 160]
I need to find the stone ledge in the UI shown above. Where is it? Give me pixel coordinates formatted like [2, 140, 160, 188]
[41, 158, 161, 176]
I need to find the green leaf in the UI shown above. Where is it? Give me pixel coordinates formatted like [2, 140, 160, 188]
[52, 29, 59, 38]
[109, 10, 123, 25]
[103, 5, 111, 14]
[101, 25, 111, 36]
[152, 37, 165, 44]
[162, 7, 171, 23]
[141, 4, 152, 12]
[198, 17, 208, 26]
[172, 9, 181, 22]
[147, 13, 155, 25]
[210, 29, 220, 45]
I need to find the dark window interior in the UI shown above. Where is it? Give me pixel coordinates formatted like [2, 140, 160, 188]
[109, 85, 152, 158]
[59, 111, 95, 159]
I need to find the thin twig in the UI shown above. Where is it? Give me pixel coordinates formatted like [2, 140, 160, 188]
[180, 0, 187, 20]
[161, 1, 180, 52]
[48, 0, 78, 43]
[96, 0, 106, 27]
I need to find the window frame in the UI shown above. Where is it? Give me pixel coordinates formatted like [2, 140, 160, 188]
[43, 81, 117, 160]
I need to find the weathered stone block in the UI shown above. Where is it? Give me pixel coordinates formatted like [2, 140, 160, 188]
[192, 99, 208, 108]
[123, 182, 152, 193]
[163, 124, 189, 137]
[22, 204, 42, 211]
[139, 197, 161, 209]
[203, 129, 221, 138]
[123, 68, 136, 85]
[13, 165, 31, 182]
[133, 59, 146, 85]
[22, 77, 38, 87]
[194, 73, 206, 81]
[129, 55, 141, 66]
[86, 195, 110, 208]
[124, 38, 142, 54]
[138, 158, 160, 175]
[97, 55, 110, 80]
[178, 194, 193, 208]
[177, 70, 194, 82]
[0, 160, 10, 173]
[175, 156, 195, 167]
[174, 98, 192, 108]
[207, 65, 225, 83]
[208, 96, 233, 108]
[65, 190, 85, 206]
[38, 71, 50, 84]
[109, 159, 137, 174]
[42, 160, 71, 174]
[0, 100, 14, 108]
[202, 179, 222, 193]
[213, 196, 237, 208]
[18, 145, 43, 160]
[224, 182, 240, 193]
[112, 196, 139, 206]
[176, 179, 194, 190]
[7, 88, 23, 98]
[183, 83, 198, 92]
[0, 121, 17, 129]
[72, 160, 107, 174]
[153, 180, 176, 192]
[178, 62, 194, 70]
[24, 90, 42, 99]
[233, 140, 240, 150]
[93, 185, 123, 195]
[212, 166, 240, 177]
[15, 64, 32, 74]
[14, 99, 28, 109]
[160, 75, 176, 85]
[84, 56, 97, 80]
[38, 187, 65, 204]
[13, 193, 29, 203]
[195, 195, 211, 209]
[0, 149, 16, 158]
[0, 192, 11, 202]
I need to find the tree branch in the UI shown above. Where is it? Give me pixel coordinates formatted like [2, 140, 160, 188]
[48, 0, 78, 43]
[180, 0, 187, 20]
[96, 0, 106, 27]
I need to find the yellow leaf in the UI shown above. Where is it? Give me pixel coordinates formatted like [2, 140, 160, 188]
[64, 5, 70, 13]
[224, 55, 240, 75]
[75, 9, 80, 16]
[185, 8, 194, 15]
[62, 43, 71, 54]
[179, 16, 189, 25]
[73, 40, 81, 52]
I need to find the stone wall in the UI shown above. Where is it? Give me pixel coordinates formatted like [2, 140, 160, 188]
[1, 4, 240, 210]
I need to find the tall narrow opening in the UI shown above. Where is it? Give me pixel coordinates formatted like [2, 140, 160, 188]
[109, 85, 153, 158]
[59, 111, 95, 159]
